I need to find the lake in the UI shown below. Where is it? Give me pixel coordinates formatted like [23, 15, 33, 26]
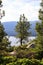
[8, 36, 36, 46]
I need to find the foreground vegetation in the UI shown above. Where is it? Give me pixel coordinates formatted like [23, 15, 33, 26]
[0, 44, 43, 65]
[0, 56, 43, 65]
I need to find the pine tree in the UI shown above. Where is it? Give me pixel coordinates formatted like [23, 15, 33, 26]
[0, 0, 11, 55]
[0, 22, 6, 42]
[36, 0, 43, 48]
[15, 14, 30, 45]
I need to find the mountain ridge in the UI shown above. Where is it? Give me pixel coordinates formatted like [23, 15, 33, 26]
[2, 21, 39, 36]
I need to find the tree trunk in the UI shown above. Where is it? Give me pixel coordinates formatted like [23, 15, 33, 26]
[20, 38, 22, 45]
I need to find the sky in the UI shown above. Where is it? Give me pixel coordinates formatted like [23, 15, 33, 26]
[1, 0, 41, 22]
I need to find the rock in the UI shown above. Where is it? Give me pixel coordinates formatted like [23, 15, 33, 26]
[26, 43, 35, 48]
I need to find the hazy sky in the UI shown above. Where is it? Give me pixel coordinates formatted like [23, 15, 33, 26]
[1, 0, 41, 22]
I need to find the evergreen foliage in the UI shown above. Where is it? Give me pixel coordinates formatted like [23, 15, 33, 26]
[0, 0, 11, 55]
[15, 14, 30, 45]
[36, 0, 43, 48]
[0, 22, 6, 42]
[0, 22, 11, 55]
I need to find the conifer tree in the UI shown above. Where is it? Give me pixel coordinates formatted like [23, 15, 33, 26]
[36, 0, 43, 48]
[0, 0, 11, 55]
[15, 14, 30, 45]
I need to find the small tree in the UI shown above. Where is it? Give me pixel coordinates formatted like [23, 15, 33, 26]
[15, 14, 30, 45]
[36, 0, 43, 48]
[0, 22, 11, 55]
[0, 22, 6, 42]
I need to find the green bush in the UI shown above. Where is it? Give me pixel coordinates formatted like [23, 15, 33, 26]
[0, 56, 17, 65]
[40, 59, 43, 65]
[5, 58, 41, 65]
[34, 50, 43, 60]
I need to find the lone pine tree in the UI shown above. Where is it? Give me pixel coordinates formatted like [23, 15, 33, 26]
[15, 14, 30, 45]
[36, 0, 43, 48]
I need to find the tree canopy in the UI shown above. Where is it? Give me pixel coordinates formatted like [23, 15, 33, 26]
[15, 14, 30, 45]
